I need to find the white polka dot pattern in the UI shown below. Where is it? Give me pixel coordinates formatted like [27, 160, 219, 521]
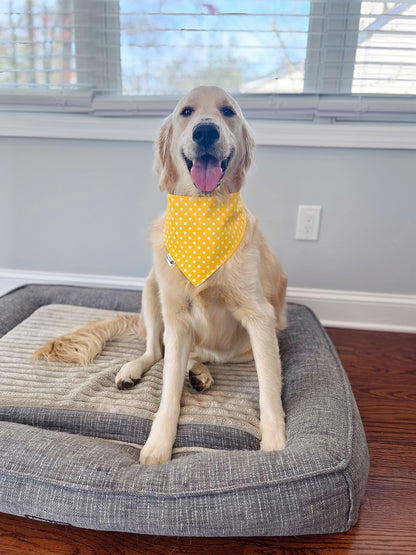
[163, 192, 246, 287]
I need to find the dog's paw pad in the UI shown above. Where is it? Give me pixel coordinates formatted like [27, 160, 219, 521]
[189, 369, 213, 392]
[116, 378, 140, 390]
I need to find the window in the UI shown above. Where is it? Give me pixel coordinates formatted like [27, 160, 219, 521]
[353, 1, 416, 94]
[1, 0, 416, 121]
[0, 0, 78, 90]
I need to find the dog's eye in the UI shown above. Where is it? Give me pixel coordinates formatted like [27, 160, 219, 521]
[221, 106, 235, 117]
[180, 107, 194, 117]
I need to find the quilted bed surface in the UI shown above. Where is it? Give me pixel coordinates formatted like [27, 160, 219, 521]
[0, 303, 262, 452]
[0, 285, 369, 536]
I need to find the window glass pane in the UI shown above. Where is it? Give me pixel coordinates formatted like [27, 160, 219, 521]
[119, 0, 310, 95]
[0, 0, 77, 90]
[352, 1, 416, 94]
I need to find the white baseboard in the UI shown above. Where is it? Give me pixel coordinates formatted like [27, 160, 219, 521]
[0, 269, 146, 296]
[1, 269, 415, 333]
[287, 287, 416, 333]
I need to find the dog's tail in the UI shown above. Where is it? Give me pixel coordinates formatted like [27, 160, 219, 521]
[33, 313, 143, 366]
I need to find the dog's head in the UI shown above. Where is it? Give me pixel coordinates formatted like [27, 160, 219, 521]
[154, 86, 254, 196]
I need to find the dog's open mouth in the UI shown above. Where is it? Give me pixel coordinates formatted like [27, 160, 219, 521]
[184, 154, 231, 193]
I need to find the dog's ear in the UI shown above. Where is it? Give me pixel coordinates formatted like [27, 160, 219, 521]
[241, 120, 255, 175]
[233, 120, 255, 188]
[153, 115, 177, 192]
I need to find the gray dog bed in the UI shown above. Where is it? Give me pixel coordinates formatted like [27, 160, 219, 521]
[0, 284, 369, 536]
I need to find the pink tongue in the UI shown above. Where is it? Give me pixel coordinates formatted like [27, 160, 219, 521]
[191, 156, 222, 192]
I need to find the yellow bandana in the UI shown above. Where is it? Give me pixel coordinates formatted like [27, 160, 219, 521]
[163, 192, 246, 287]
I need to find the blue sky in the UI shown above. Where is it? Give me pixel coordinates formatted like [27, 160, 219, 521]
[119, 0, 311, 94]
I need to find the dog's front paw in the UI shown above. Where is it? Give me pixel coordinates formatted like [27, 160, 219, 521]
[189, 363, 214, 392]
[115, 360, 142, 390]
[260, 420, 286, 451]
[140, 438, 172, 465]
[260, 432, 286, 452]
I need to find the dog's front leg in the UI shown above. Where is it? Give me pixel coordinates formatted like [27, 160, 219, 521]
[140, 317, 192, 465]
[116, 269, 163, 389]
[234, 300, 286, 452]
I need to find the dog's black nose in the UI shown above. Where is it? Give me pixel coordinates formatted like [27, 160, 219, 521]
[192, 122, 220, 147]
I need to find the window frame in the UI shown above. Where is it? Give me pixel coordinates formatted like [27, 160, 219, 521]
[1, 109, 415, 151]
[304, 0, 362, 94]
[1, 0, 416, 131]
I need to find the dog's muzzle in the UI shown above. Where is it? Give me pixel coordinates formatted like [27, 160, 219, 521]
[184, 122, 231, 193]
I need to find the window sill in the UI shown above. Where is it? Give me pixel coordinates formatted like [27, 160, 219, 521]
[1, 111, 415, 150]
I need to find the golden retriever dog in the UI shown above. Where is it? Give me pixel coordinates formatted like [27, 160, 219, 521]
[34, 86, 288, 465]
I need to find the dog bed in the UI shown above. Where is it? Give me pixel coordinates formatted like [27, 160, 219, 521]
[0, 284, 369, 536]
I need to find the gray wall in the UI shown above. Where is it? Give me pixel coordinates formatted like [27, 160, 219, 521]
[1, 136, 415, 295]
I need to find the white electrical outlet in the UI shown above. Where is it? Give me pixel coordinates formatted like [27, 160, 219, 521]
[296, 205, 322, 240]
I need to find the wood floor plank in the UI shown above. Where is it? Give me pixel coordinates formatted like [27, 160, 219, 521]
[0, 326, 415, 553]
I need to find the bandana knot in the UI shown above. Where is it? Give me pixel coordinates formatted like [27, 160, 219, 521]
[163, 192, 246, 287]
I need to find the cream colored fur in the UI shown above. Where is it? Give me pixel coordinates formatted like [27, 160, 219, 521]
[34, 86, 288, 465]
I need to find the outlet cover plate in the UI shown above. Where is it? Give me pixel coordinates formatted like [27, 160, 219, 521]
[296, 205, 322, 240]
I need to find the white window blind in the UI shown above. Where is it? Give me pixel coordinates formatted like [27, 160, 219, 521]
[1, 0, 416, 121]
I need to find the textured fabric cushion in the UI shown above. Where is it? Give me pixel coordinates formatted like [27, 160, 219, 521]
[0, 303, 267, 452]
[0, 284, 369, 536]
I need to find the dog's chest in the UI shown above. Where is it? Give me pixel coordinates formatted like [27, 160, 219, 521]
[188, 293, 245, 355]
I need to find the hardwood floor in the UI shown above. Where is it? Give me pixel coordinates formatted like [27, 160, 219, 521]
[0, 327, 415, 554]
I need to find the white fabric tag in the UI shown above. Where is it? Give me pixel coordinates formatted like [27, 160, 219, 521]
[166, 253, 176, 267]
